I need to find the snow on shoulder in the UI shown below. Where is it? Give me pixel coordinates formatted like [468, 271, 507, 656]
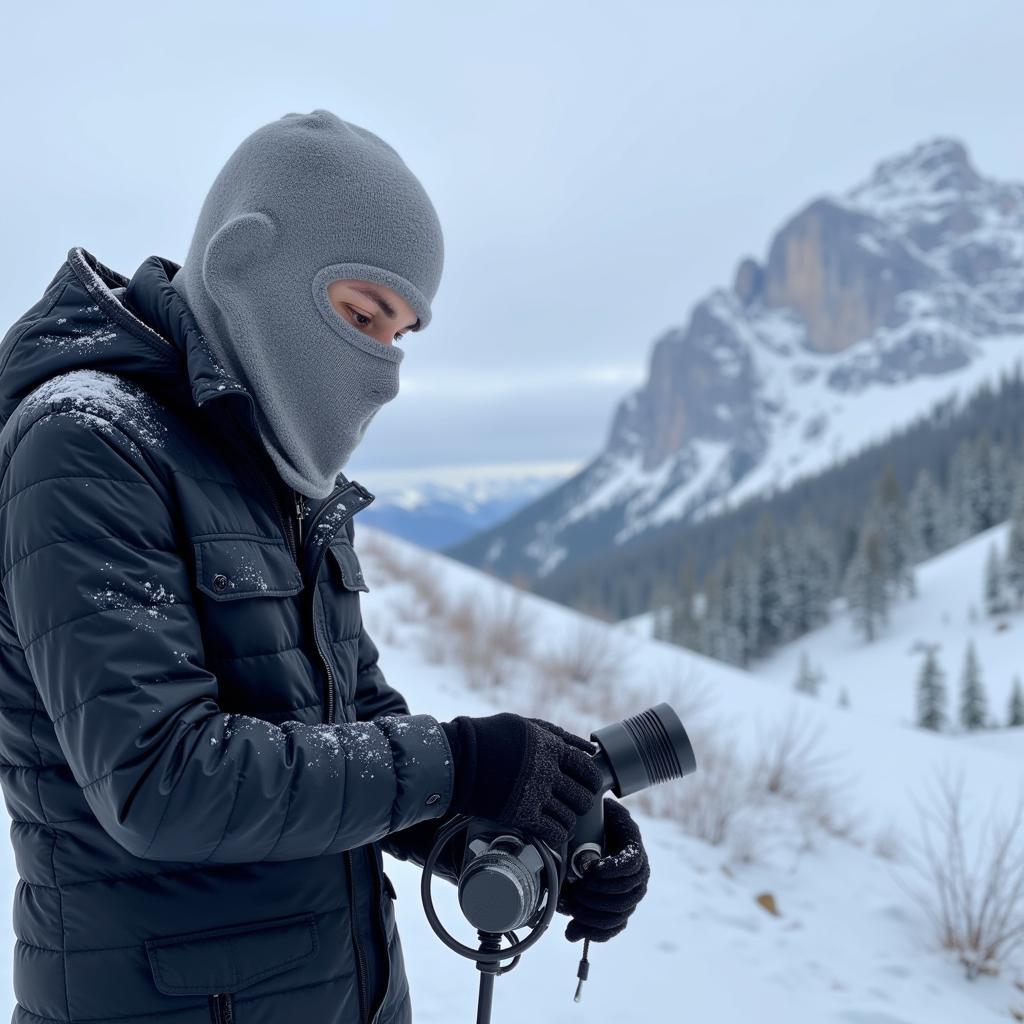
[22, 368, 170, 453]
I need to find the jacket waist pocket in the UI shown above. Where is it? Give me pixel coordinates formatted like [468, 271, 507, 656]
[145, 911, 319, 996]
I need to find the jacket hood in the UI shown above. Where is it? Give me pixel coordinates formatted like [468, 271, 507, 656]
[0, 246, 252, 433]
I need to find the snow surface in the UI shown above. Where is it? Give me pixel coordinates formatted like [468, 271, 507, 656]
[356, 527, 1024, 1022]
[1, 522, 1022, 1021]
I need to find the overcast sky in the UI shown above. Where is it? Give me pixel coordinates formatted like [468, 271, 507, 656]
[4, 1, 1024, 487]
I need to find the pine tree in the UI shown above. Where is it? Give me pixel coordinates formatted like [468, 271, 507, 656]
[951, 434, 1002, 539]
[990, 441, 1015, 524]
[784, 516, 838, 636]
[838, 687, 850, 709]
[724, 549, 758, 667]
[1006, 484, 1024, 608]
[1008, 675, 1024, 728]
[844, 528, 889, 642]
[916, 647, 946, 731]
[947, 436, 1002, 542]
[794, 652, 823, 696]
[984, 543, 1008, 617]
[695, 567, 725, 660]
[666, 569, 701, 650]
[753, 516, 792, 656]
[908, 466, 947, 561]
[958, 640, 988, 730]
[877, 465, 917, 599]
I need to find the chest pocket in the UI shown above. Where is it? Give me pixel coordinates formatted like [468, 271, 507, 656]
[194, 535, 304, 601]
[192, 535, 315, 717]
[326, 538, 369, 594]
[316, 536, 369, 647]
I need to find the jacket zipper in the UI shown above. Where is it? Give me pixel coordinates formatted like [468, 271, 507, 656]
[209, 993, 234, 1023]
[348, 849, 371, 1023]
[304, 490, 338, 725]
[262, 470, 297, 563]
[298, 487, 372, 1023]
[366, 847, 392, 1024]
[294, 488, 305, 549]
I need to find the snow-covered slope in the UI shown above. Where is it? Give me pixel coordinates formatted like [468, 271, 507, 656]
[755, 517, 1024, 741]
[451, 139, 1024, 586]
[355, 527, 1024, 1021]
[1, 525, 1021, 1022]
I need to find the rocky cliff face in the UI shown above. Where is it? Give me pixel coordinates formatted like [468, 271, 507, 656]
[760, 198, 935, 352]
[447, 139, 1024, 584]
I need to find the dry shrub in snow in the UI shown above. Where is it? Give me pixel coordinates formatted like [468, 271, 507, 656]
[749, 706, 839, 802]
[399, 557, 449, 620]
[903, 769, 1024, 979]
[534, 618, 632, 700]
[352, 528, 405, 585]
[442, 589, 535, 692]
[372, 543, 449, 625]
[477, 588, 537, 665]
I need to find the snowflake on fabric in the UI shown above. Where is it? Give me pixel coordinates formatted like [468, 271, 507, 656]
[90, 567, 179, 634]
[25, 368, 170, 452]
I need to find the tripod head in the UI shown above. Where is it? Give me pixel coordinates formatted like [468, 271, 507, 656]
[420, 702, 697, 1023]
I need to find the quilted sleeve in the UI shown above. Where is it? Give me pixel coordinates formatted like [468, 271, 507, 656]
[353, 620, 466, 886]
[0, 409, 454, 863]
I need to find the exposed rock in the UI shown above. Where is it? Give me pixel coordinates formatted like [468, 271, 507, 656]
[733, 257, 764, 306]
[762, 198, 934, 352]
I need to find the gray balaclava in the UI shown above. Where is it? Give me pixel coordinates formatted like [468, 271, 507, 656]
[171, 108, 444, 498]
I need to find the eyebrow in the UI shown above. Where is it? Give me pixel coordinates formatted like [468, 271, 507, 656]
[351, 285, 420, 332]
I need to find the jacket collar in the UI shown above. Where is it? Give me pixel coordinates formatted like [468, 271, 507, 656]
[0, 247, 373, 548]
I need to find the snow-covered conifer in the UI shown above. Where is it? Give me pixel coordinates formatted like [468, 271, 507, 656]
[1008, 675, 1024, 728]
[916, 647, 946, 731]
[794, 651, 823, 696]
[958, 640, 988, 731]
[844, 529, 889, 642]
[984, 543, 1008, 617]
[907, 466, 947, 561]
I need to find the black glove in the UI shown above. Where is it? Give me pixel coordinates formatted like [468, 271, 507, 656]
[440, 712, 603, 848]
[526, 717, 598, 757]
[557, 797, 650, 943]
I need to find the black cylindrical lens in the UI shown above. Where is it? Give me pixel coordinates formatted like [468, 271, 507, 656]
[590, 702, 697, 797]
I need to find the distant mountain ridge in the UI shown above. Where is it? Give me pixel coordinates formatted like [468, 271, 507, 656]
[354, 467, 574, 549]
[446, 138, 1024, 584]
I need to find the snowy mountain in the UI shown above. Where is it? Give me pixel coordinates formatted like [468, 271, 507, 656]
[354, 463, 576, 550]
[448, 138, 1024, 585]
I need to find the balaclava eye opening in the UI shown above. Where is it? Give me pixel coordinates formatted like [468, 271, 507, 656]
[171, 108, 445, 498]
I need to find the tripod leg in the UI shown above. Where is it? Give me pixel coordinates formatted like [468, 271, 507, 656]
[475, 931, 505, 1024]
[476, 969, 495, 1024]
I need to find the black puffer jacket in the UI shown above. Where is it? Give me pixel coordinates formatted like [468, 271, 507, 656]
[0, 247, 464, 1024]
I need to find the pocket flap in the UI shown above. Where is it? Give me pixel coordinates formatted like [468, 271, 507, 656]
[145, 911, 319, 995]
[327, 539, 370, 592]
[194, 535, 304, 601]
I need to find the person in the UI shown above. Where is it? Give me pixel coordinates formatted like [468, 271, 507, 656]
[0, 109, 650, 1024]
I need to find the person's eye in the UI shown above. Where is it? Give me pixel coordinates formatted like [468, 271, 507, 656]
[348, 308, 372, 328]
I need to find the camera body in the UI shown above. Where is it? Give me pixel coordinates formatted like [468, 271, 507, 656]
[453, 702, 697, 934]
